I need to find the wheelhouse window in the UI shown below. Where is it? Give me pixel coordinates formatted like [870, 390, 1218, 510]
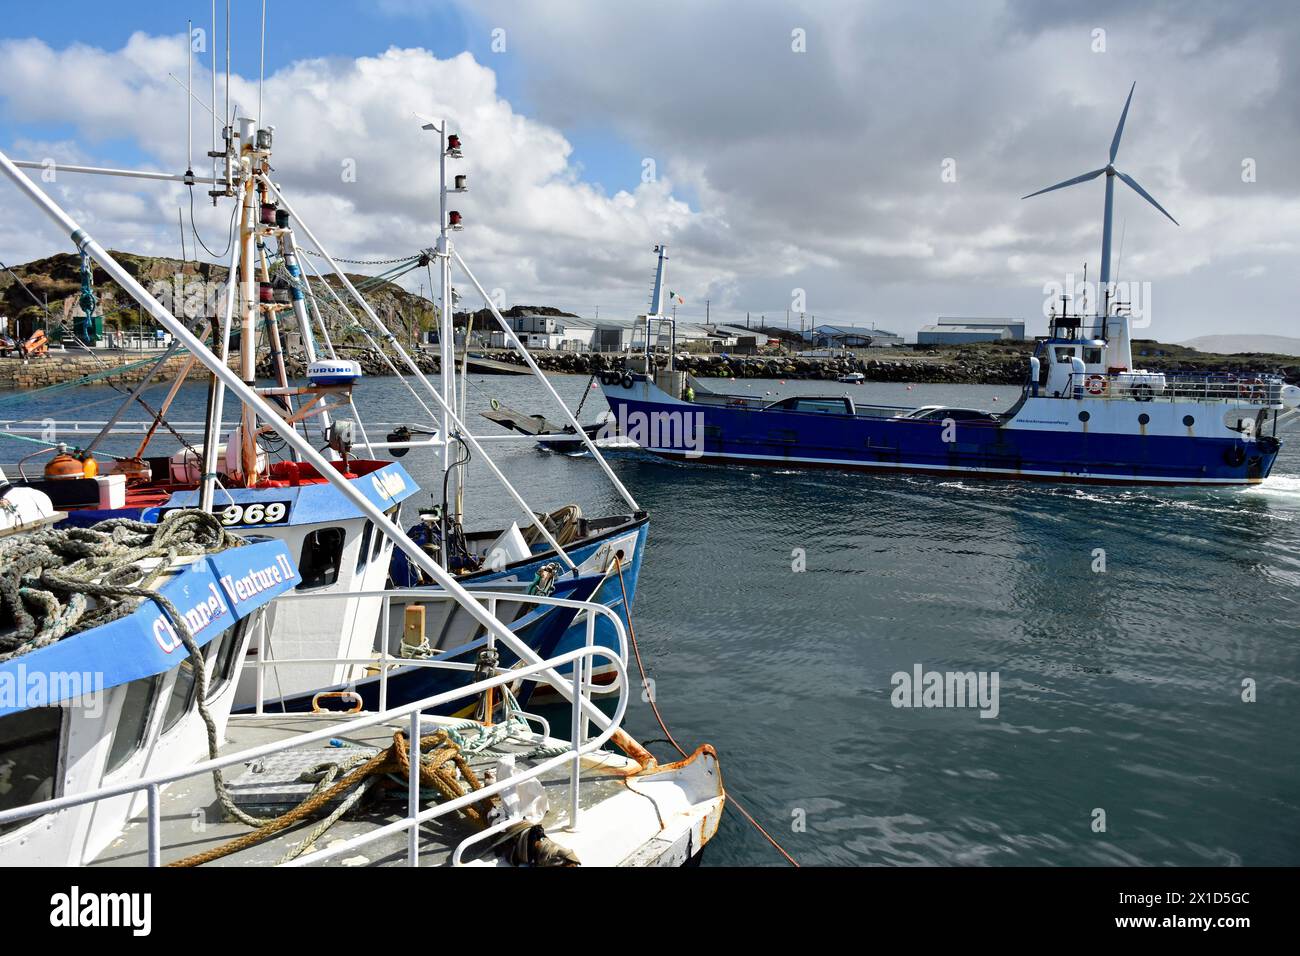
[1053, 347, 1076, 363]
[297, 527, 346, 590]
[1083, 347, 1103, 365]
[355, 520, 374, 574]
[205, 618, 249, 701]
[0, 706, 62, 835]
[106, 675, 161, 775]
[373, 509, 396, 562]
[161, 655, 199, 735]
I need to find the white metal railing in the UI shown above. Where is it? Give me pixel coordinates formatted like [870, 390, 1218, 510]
[1063, 371, 1284, 404]
[255, 587, 630, 717]
[0, 643, 628, 868]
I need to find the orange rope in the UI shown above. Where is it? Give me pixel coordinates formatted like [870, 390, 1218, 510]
[613, 557, 799, 867]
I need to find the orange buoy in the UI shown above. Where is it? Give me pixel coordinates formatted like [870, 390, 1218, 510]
[44, 452, 85, 480]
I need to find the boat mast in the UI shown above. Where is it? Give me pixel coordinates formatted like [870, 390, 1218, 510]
[237, 117, 260, 484]
[0, 146, 616, 726]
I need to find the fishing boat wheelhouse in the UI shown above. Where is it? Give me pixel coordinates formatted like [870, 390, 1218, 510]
[0, 528, 295, 866]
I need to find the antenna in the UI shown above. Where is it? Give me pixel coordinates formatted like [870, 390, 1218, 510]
[185, 19, 193, 176]
[210, 0, 218, 200]
[258, 0, 267, 128]
[225, 0, 230, 129]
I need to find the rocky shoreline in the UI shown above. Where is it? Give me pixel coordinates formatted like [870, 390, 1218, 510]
[7, 340, 1300, 391]
[450, 347, 1031, 384]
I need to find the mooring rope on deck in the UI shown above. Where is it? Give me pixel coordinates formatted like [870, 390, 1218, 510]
[0, 510, 243, 662]
[612, 556, 800, 867]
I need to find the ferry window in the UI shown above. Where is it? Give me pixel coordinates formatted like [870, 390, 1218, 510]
[205, 618, 249, 701]
[1083, 348, 1103, 365]
[106, 675, 161, 775]
[355, 520, 374, 573]
[161, 654, 199, 735]
[0, 706, 62, 836]
[794, 399, 847, 414]
[1053, 347, 1075, 363]
[297, 527, 346, 590]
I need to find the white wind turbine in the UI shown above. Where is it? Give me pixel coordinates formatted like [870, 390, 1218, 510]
[1024, 82, 1178, 323]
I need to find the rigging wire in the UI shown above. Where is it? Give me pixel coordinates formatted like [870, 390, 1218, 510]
[187, 183, 239, 260]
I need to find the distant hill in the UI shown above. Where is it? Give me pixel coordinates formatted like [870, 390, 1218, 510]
[1183, 334, 1300, 357]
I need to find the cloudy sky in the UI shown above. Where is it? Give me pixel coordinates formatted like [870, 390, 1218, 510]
[1, 0, 1297, 341]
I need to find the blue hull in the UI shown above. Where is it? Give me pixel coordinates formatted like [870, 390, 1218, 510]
[390, 516, 648, 682]
[604, 389, 1281, 486]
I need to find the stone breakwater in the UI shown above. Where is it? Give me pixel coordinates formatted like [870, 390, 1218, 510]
[9, 345, 1298, 392]
[259, 347, 1027, 384]
[0, 352, 235, 391]
[463, 348, 1031, 384]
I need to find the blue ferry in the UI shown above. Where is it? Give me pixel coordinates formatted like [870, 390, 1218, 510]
[599, 87, 1299, 486]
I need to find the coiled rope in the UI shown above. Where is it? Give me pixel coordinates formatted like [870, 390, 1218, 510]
[0, 510, 244, 663]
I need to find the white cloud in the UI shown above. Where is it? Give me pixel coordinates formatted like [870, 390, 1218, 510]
[3, 2, 1300, 339]
[0, 34, 711, 318]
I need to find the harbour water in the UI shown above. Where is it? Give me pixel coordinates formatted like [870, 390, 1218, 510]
[7, 371, 1298, 866]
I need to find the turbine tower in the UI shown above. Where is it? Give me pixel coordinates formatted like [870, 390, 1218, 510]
[1024, 83, 1178, 318]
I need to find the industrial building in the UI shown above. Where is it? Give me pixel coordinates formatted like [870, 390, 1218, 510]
[916, 317, 1026, 345]
[487, 313, 726, 353]
[799, 324, 905, 348]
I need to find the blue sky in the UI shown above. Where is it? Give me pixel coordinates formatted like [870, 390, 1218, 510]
[2, 2, 1298, 340]
[0, 0, 645, 196]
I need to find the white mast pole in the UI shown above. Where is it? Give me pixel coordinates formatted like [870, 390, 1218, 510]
[199, 178, 247, 511]
[437, 122, 458, 528]
[237, 124, 260, 482]
[211, 0, 218, 198]
[279, 228, 336, 452]
[0, 147, 611, 728]
[185, 20, 193, 176]
[8, 161, 220, 185]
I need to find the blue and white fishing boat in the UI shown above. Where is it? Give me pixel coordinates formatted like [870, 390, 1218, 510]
[0, 509, 296, 866]
[0, 57, 724, 867]
[600, 88, 1300, 486]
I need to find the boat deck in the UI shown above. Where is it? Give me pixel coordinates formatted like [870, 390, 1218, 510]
[90, 714, 721, 868]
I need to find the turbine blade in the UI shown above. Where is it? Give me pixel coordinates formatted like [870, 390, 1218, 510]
[1022, 167, 1106, 200]
[1110, 82, 1136, 164]
[1116, 171, 1178, 225]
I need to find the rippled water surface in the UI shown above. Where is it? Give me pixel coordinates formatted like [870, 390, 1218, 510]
[5, 372, 1298, 865]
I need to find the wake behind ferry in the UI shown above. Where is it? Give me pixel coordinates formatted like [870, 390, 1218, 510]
[600, 87, 1300, 487]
